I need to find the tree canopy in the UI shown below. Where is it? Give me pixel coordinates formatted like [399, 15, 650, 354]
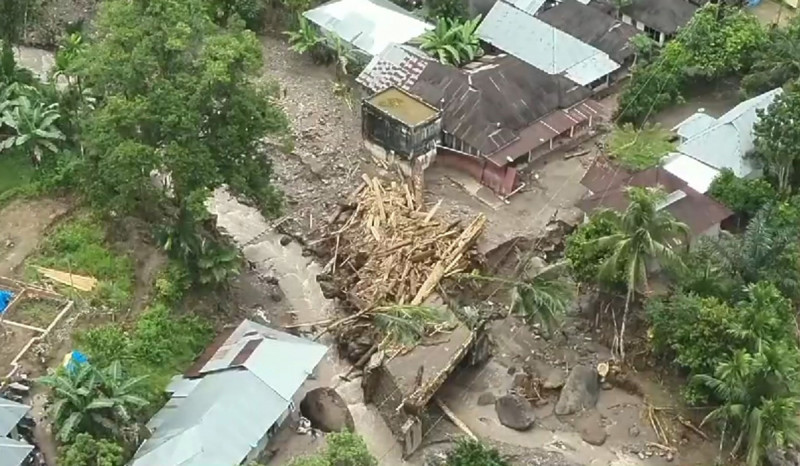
[753, 81, 800, 195]
[74, 0, 288, 284]
[618, 4, 767, 124]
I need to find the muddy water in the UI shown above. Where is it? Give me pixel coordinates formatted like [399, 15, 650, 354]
[209, 189, 407, 464]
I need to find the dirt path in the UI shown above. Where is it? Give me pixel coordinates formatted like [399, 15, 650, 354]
[0, 198, 70, 276]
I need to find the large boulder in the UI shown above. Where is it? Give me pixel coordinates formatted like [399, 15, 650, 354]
[495, 394, 535, 431]
[577, 412, 607, 446]
[555, 365, 599, 416]
[300, 387, 355, 432]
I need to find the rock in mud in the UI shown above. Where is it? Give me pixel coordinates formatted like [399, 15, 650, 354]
[495, 394, 535, 431]
[542, 369, 566, 390]
[767, 448, 800, 466]
[477, 392, 496, 406]
[555, 365, 599, 416]
[300, 387, 355, 433]
[279, 236, 292, 246]
[628, 425, 640, 438]
[512, 372, 530, 389]
[577, 413, 607, 446]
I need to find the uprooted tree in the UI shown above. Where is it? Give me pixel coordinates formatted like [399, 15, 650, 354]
[75, 0, 289, 285]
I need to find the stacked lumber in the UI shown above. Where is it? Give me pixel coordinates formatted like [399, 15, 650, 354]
[325, 175, 486, 310]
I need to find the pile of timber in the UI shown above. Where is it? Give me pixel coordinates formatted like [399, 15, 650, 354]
[323, 175, 486, 311]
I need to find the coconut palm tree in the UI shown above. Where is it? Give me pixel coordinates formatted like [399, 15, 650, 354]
[696, 347, 800, 466]
[416, 16, 483, 67]
[0, 95, 65, 167]
[38, 361, 149, 441]
[591, 186, 689, 360]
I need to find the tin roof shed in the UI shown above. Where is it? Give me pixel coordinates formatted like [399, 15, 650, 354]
[304, 0, 433, 56]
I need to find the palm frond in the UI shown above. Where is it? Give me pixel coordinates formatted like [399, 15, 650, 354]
[373, 305, 449, 347]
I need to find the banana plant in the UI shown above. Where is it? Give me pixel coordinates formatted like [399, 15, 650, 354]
[415, 15, 483, 67]
[0, 95, 65, 166]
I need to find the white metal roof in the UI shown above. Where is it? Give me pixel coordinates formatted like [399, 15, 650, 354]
[477, 0, 619, 85]
[672, 112, 716, 140]
[304, 0, 433, 56]
[663, 152, 720, 194]
[0, 398, 29, 437]
[675, 88, 782, 178]
[131, 320, 328, 466]
[0, 437, 33, 466]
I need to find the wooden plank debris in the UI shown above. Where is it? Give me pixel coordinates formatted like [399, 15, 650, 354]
[35, 267, 98, 292]
[320, 175, 486, 310]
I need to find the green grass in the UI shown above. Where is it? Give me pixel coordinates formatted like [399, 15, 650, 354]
[0, 152, 35, 194]
[29, 215, 135, 308]
[607, 123, 676, 171]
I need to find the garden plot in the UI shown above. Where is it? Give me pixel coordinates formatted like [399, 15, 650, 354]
[0, 277, 73, 379]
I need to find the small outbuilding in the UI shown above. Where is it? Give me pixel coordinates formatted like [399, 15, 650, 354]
[362, 86, 442, 174]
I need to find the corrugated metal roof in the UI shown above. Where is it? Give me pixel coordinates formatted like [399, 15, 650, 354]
[0, 437, 33, 466]
[676, 88, 782, 178]
[304, 0, 433, 56]
[672, 112, 716, 140]
[663, 152, 719, 194]
[620, 0, 697, 35]
[356, 44, 429, 93]
[537, 0, 639, 65]
[0, 398, 29, 437]
[132, 320, 328, 466]
[577, 166, 732, 236]
[477, 0, 619, 86]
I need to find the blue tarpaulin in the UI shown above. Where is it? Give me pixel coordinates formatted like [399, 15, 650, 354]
[0, 290, 13, 314]
[63, 350, 89, 373]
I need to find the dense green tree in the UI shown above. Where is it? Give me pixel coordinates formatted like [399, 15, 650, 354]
[708, 168, 777, 218]
[38, 361, 149, 442]
[75, 0, 288, 285]
[565, 216, 621, 288]
[59, 433, 125, 466]
[742, 17, 800, 96]
[0, 0, 39, 81]
[590, 187, 688, 360]
[416, 16, 482, 67]
[618, 4, 767, 124]
[709, 206, 800, 302]
[753, 82, 800, 194]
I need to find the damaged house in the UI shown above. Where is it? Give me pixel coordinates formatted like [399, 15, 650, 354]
[358, 45, 606, 194]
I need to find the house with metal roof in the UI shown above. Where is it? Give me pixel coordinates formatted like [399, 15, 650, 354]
[476, 0, 621, 88]
[303, 0, 432, 59]
[616, 0, 700, 45]
[358, 44, 608, 168]
[662, 87, 782, 194]
[578, 163, 732, 242]
[0, 397, 33, 466]
[130, 320, 328, 466]
[537, 0, 639, 66]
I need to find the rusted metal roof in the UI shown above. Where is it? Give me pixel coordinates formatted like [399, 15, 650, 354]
[488, 100, 605, 165]
[576, 166, 733, 235]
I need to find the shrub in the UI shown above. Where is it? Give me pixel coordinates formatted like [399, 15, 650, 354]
[58, 433, 125, 466]
[288, 432, 377, 466]
[606, 123, 675, 170]
[708, 168, 776, 217]
[564, 216, 622, 288]
[446, 439, 509, 466]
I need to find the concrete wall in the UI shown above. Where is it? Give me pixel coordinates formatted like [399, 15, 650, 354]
[435, 148, 520, 196]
